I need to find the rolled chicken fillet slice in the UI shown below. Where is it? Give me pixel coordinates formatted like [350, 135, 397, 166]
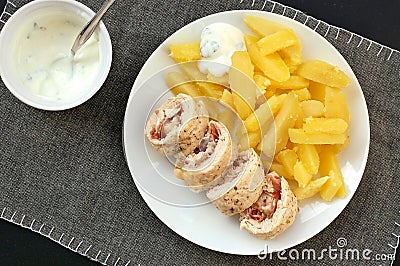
[174, 121, 233, 192]
[145, 93, 209, 157]
[206, 148, 264, 216]
[240, 172, 298, 239]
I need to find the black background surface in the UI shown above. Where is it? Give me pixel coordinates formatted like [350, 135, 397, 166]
[0, 0, 399, 265]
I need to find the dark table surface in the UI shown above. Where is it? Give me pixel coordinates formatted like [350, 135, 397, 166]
[1, 0, 399, 265]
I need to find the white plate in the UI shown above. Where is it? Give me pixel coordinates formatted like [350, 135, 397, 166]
[123, 10, 369, 254]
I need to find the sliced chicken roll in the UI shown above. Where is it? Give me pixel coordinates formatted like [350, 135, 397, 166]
[174, 121, 233, 192]
[145, 93, 209, 157]
[206, 148, 265, 216]
[240, 172, 298, 239]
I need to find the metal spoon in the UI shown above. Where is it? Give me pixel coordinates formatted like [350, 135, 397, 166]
[50, 0, 115, 82]
[71, 0, 116, 55]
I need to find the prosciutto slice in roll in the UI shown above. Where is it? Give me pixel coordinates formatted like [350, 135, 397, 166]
[145, 93, 208, 157]
[174, 121, 233, 192]
[206, 148, 265, 216]
[240, 172, 298, 239]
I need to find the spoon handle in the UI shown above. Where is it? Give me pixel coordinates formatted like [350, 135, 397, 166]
[71, 0, 116, 55]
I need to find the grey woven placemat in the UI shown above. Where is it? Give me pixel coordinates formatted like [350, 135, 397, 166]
[1, 0, 399, 265]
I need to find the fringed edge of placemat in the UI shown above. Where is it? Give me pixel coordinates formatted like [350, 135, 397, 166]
[0, 0, 398, 265]
[0, 0, 17, 30]
[238, 0, 399, 61]
[0, 206, 132, 266]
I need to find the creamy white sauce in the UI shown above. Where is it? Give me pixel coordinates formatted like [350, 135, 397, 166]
[13, 9, 100, 101]
[198, 23, 246, 77]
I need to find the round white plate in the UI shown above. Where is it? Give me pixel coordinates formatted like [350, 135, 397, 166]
[123, 10, 369, 255]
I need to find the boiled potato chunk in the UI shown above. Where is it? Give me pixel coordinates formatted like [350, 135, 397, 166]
[300, 100, 324, 117]
[238, 131, 261, 150]
[166, 72, 201, 97]
[248, 131, 262, 149]
[231, 51, 254, 78]
[319, 147, 345, 201]
[276, 149, 298, 176]
[260, 92, 300, 155]
[295, 144, 319, 175]
[254, 73, 271, 93]
[230, 51, 257, 114]
[324, 86, 350, 123]
[169, 42, 201, 63]
[220, 89, 234, 109]
[270, 162, 293, 179]
[244, 94, 284, 133]
[279, 41, 303, 73]
[244, 15, 289, 36]
[269, 75, 309, 90]
[244, 101, 273, 133]
[179, 61, 207, 81]
[207, 73, 229, 86]
[257, 30, 298, 55]
[293, 160, 312, 187]
[308, 81, 326, 102]
[303, 117, 348, 134]
[245, 35, 290, 82]
[296, 60, 351, 88]
[268, 94, 287, 115]
[232, 92, 253, 120]
[289, 128, 346, 144]
[196, 81, 224, 99]
[293, 175, 330, 200]
[292, 88, 311, 102]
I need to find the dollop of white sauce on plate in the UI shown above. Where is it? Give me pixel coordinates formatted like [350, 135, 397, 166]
[14, 10, 100, 101]
[198, 23, 246, 77]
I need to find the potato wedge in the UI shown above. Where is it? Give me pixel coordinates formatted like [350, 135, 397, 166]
[257, 30, 298, 55]
[270, 162, 294, 179]
[269, 75, 309, 90]
[169, 42, 201, 63]
[207, 72, 229, 86]
[196, 81, 224, 99]
[232, 92, 253, 120]
[319, 147, 345, 201]
[295, 144, 319, 175]
[293, 175, 330, 200]
[293, 160, 312, 188]
[324, 86, 350, 123]
[289, 128, 346, 144]
[279, 41, 303, 73]
[244, 94, 284, 133]
[245, 35, 290, 82]
[166, 72, 201, 97]
[229, 51, 257, 115]
[292, 88, 311, 102]
[276, 149, 298, 176]
[308, 81, 326, 102]
[179, 61, 207, 81]
[244, 15, 289, 36]
[303, 118, 348, 134]
[259, 92, 300, 155]
[220, 89, 234, 109]
[296, 60, 351, 88]
[300, 100, 324, 117]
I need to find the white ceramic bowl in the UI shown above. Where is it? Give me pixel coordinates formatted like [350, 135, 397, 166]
[123, 10, 370, 254]
[0, 0, 112, 110]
